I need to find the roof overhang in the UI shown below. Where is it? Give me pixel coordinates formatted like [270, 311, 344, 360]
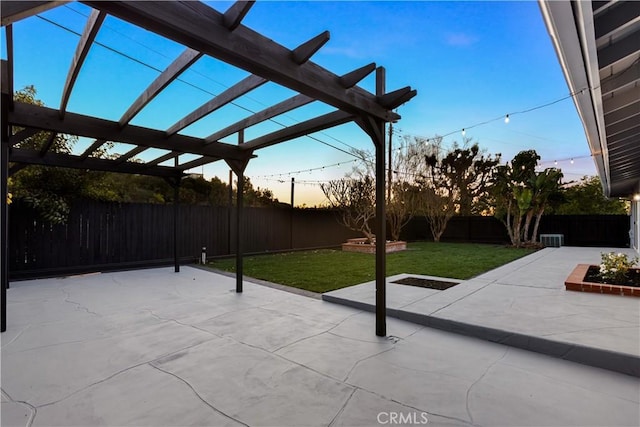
[539, 0, 640, 198]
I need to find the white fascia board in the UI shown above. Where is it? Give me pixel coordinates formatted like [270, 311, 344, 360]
[538, 0, 611, 196]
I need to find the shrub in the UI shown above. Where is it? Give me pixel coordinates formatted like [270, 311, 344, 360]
[599, 252, 639, 284]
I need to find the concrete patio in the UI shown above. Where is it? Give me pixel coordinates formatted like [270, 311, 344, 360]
[1, 256, 639, 426]
[325, 247, 640, 377]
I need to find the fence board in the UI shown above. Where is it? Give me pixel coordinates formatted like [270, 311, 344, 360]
[8, 200, 631, 279]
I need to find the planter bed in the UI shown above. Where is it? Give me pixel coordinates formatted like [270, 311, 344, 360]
[341, 238, 406, 253]
[565, 264, 640, 297]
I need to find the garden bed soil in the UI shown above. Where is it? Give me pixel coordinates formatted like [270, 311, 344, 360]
[392, 277, 459, 290]
[565, 264, 640, 297]
[583, 265, 640, 287]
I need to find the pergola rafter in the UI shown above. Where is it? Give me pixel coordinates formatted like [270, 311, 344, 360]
[166, 74, 267, 137]
[0, 0, 417, 335]
[59, 9, 106, 119]
[206, 94, 314, 143]
[119, 48, 204, 127]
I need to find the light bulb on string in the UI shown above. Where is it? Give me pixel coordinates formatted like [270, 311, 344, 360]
[504, 114, 510, 124]
[570, 158, 574, 164]
[461, 128, 466, 137]
[554, 160, 558, 166]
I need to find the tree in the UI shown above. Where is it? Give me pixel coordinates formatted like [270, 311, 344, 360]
[529, 168, 564, 243]
[552, 176, 628, 215]
[490, 150, 563, 247]
[349, 146, 419, 242]
[321, 176, 376, 243]
[9, 86, 81, 223]
[403, 136, 500, 241]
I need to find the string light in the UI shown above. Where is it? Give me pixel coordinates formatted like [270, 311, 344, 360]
[38, 9, 597, 188]
[253, 159, 357, 179]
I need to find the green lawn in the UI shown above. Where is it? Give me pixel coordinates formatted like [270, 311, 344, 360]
[205, 242, 536, 293]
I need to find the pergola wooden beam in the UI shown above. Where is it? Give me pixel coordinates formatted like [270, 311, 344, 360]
[59, 9, 106, 118]
[0, 1, 67, 27]
[79, 139, 106, 160]
[119, 48, 203, 127]
[339, 63, 376, 89]
[146, 151, 178, 167]
[8, 127, 41, 146]
[241, 110, 352, 151]
[178, 155, 220, 171]
[378, 86, 418, 109]
[4, 27, 14, 111]
[82, 1, 400, 122]
[205, 94, 313, 143]
[222, 0, 255, 31]
[291, 31, 330, 64]
[115, 145, 148, 164]
[9, 101, 246, 160]
[165, 74, 267, 137]
[38, 132, 57, 156]
[10, 148, 181, 178]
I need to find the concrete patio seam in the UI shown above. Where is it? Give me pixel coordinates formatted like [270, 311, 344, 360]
[148, 362, 250, 427]
[2, 399, 38, 427]
[272, 311, 363, 353]
[33, 338, 219, 410]
[464, 347, 510, 425]
[343, 346, 397, 383]
[327, 387, 357, 427]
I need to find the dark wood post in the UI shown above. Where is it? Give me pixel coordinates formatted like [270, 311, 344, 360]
[375, 126, 386, 336]
[228, 169, 233, 255]
[235, 170, 244, 292]
[290, 177, 295, 249]
[226, 132, 251, 294]
[1, 90, 9, 332]
[172, 172, 180, 273]
[375, 67, 387, 336]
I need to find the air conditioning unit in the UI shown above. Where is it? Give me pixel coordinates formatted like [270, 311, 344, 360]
[540, 234, 564, 247]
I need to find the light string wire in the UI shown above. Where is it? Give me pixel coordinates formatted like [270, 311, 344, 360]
[31, 10, 595, 181]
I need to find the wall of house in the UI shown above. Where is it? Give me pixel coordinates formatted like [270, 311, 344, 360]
[632, 199, 640, 254]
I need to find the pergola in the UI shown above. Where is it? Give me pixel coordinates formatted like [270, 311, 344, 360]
[0, 1, 416, 333]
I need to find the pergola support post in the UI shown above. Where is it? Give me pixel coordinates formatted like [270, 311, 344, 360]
[355, 67, 389, 337]
[374, 122, 386, 336]
[1, 92, 9, 333]
[235, 170, 244, 293]
[173, 179, 180, 273]
[165, 173, 181, 273]
[225, 142, 252, 293]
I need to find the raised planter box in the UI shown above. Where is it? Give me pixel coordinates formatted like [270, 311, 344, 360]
[341, 238, 407, 254]
[565, 264, 640, 297]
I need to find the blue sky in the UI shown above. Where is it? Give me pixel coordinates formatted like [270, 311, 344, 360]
[2, 1, 596, 206]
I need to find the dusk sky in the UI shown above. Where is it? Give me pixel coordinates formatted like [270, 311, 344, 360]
[2, 1, 596, 206]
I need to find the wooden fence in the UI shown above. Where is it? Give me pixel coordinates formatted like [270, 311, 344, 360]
[8, 200, 630, 279]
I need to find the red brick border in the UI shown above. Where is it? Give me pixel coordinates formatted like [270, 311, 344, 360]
[565, 264, 640, 297]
